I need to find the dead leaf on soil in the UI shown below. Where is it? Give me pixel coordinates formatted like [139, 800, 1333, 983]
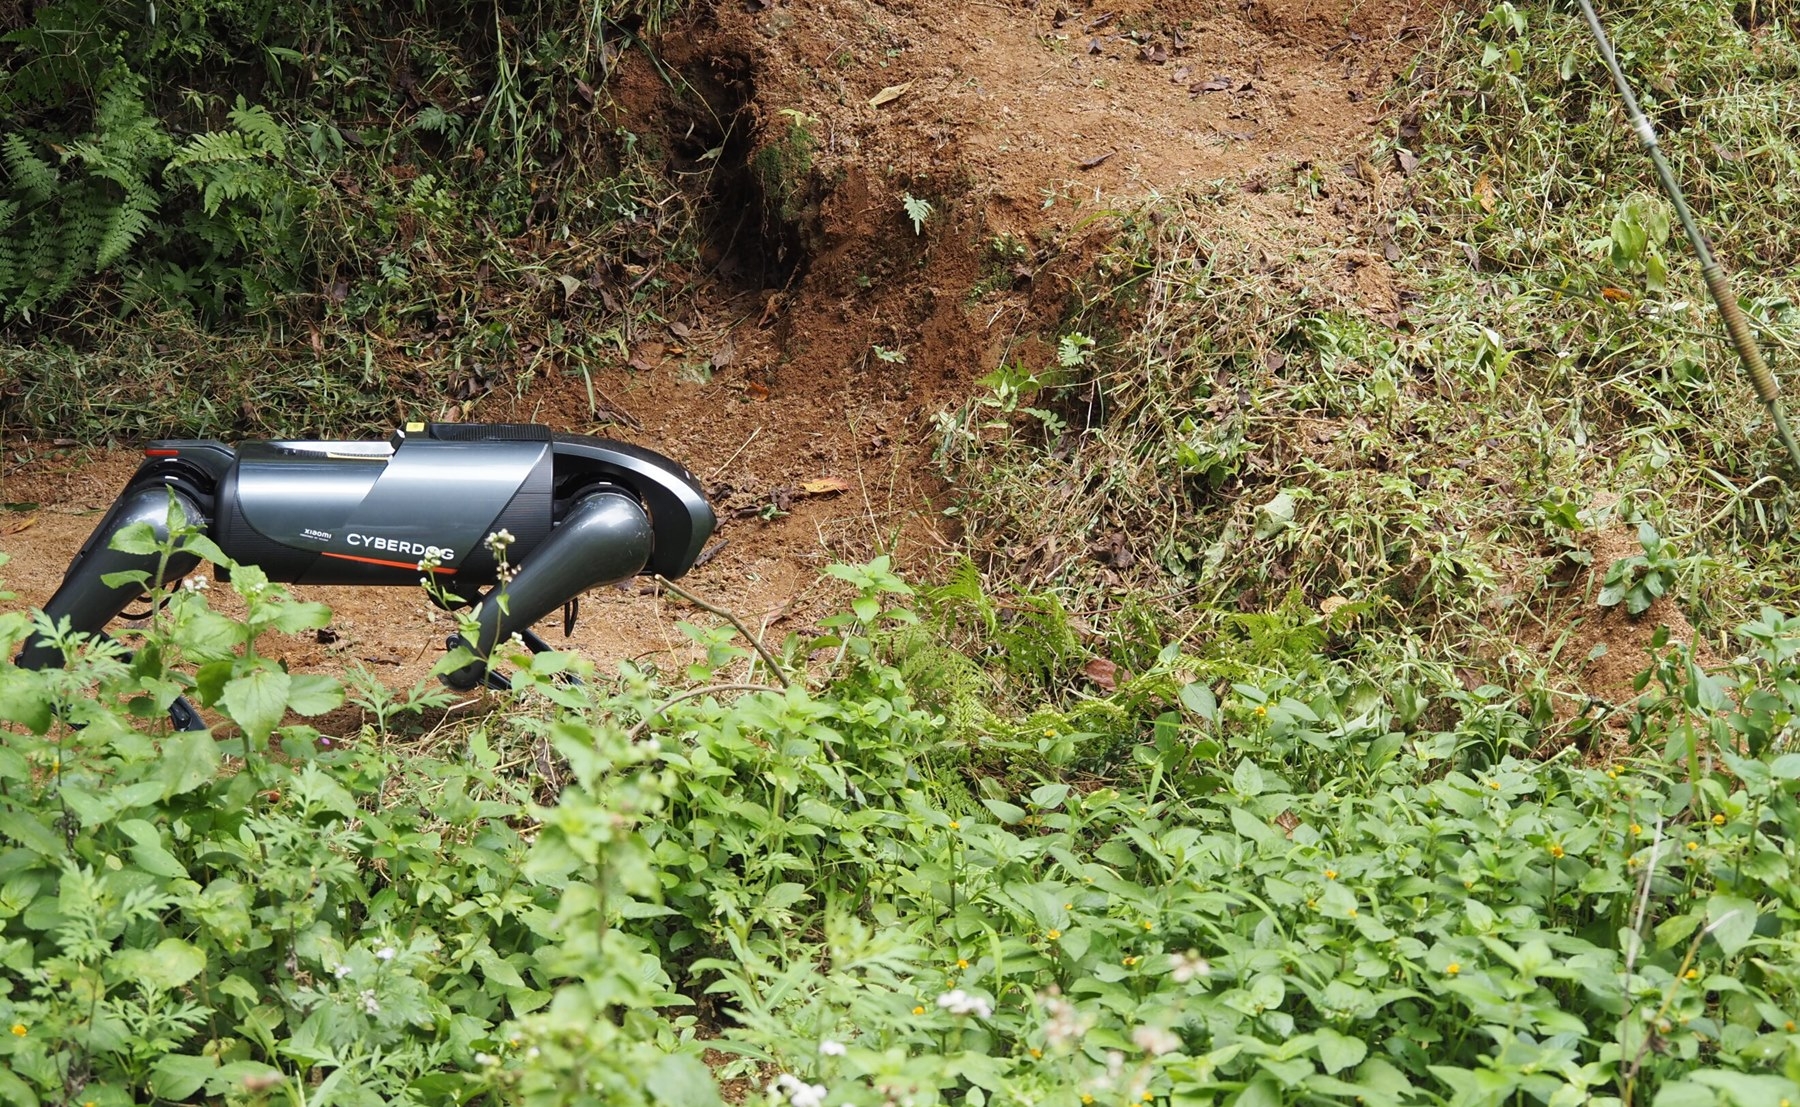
[1139, 43, 1167, 64]
[1077, 151, 1115, 170]
[1082, 657, 1120, 691]
[668, 321, 692, 338]
[1195, 75, 1234, 92]
[1395, 148, 1420, 175]
[712, 340, 736, 369]
[868, 82, 912, 108]
[798, 477, 852, 496]
[746, 381, 771, 400]
[1474, 173, 1496, 213]
[0, 514, 37, 536]
[1273, 809, 1303, 836]
[1086, 11, 1116, 29]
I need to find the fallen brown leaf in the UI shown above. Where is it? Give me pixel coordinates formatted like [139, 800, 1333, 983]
[1395, 148, 1420, 175]
[1474, 172, 1496, 213]
[868, 82, 912, 108]
[0, 514, 36, 537]
[1077, 151, 1115, 170]
[798, 477, 852, 496]
[1082, 657, 1120, 691]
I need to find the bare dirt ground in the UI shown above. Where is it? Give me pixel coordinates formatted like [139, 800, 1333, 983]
[0, 0, 1442, 725]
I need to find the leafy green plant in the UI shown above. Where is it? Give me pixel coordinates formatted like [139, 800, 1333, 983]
[902, 194, 933, 236]
[1600, 522, 1683, 616]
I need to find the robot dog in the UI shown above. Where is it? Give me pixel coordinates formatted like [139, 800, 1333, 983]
[18, 422, 715, 727]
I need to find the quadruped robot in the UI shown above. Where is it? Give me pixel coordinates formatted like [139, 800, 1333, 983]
[18, 422, 716, 727]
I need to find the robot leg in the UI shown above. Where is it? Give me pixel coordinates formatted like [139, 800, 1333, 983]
[17, 484, 206, 671]
[440, 488, 654, 691]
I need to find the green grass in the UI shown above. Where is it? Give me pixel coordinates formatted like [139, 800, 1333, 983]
[935, 0, 1800, 722]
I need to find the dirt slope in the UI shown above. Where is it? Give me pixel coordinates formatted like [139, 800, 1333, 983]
[0, 0, 1438, 715]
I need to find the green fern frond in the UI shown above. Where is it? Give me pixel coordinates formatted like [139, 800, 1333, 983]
[95, 204, 153, 269]
[2, 134, 58, 202]
[171, 131, 263, 170]
[227, 99, 287, 158]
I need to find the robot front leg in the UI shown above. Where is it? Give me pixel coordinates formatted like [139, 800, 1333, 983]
[17, 484, 206, 672]
[440, 488, 654, 691]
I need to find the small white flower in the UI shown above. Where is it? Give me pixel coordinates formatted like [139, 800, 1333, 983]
[182, 576, 209, 592]
[374, 946, 396, 961]
[819, 1040, 847, 1056]
[526, 1047, 540, 1060]
[1131, 1025, 1181, 1056]
[474, 1052, 496, 1066]
[1041, 996, 1091, 1048]
[333, 964, 352, 979]
[358, 989, 380, 1015]
[936, 989, 993, 1018]
[771, 1073, 829, 1107]
[1170, 949, 1211, 983]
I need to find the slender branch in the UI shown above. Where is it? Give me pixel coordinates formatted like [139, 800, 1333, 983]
[653, 574, 792, 689]
[625, 683, 783, 741]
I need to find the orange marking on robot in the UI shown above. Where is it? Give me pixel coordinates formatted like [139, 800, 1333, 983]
[321, 551, 456, 574]
[144, 449, 180, 457]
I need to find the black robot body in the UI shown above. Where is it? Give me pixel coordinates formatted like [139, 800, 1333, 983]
[20, 422, 716, 708]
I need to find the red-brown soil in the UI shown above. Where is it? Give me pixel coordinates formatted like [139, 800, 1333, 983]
[0, 0, 1441, 725]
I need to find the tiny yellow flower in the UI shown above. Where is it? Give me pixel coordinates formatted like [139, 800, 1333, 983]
[1712, 813, 1726, 826]
[1324, 869, 1338, 880]
[9, 1024, 23, 1037]
[1607, 768, 1618, 779]
[1628, 856, 1640, 868]
[949, 820, 961, 830]
[1548, 844, 1565, 860]
[1082, 1097, 1095, 1106]
[1142, 920, 1153, 931]
[957, 958, 969, 969]
[1630, 823, 1642, 835]
[1253, 705, 1267, 717]
[1445, 963, 1460, 976]
[1462, 879, 1473, 889]
[1347, 907, 1358, 917]
[1687, 841, 1698, 851]
[1142, 1094, 1154, 1103]
[1489, 780, 1501, 790]
[1122, 955, 1139, 966]
[1030, 1047, 1042, 1059]
[1047, 928, 1062, 941]
[1307, 898, 1318, 909]
[1043, 727, 1056, 737]
[1685, 969, 1699, 981]
[1063, 903, 1073, 910]
[1786, 1020, 1796, 1032]
[912, 1006, 925, 1016]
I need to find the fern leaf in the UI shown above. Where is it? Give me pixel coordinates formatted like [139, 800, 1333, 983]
[227, 99, 287, 158]
[2, 134, 58, 201]
[95, 203, 152, 270]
